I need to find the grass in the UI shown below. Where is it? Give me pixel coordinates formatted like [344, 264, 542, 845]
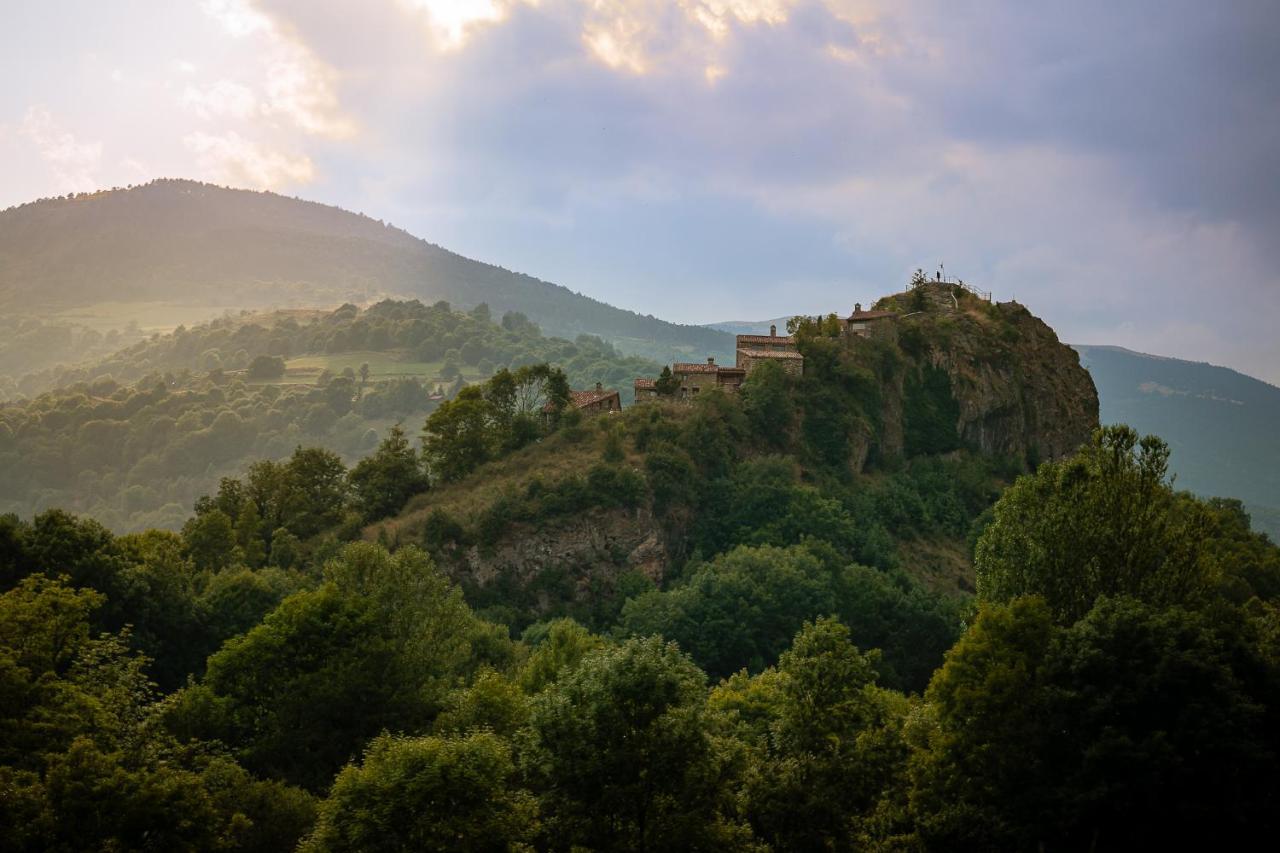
[271, 350, 483, 386]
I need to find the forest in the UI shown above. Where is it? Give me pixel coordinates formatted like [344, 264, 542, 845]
[3, 315, 1278, 851]
[0, 300, 657, 531]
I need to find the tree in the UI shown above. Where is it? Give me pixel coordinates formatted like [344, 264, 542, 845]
[181, 509, 236, 572]
[247, 355, 286, 380]
[975, 425, 1215, 622]
[422, 386, 492, 483]
[524, 637, 720, 851]
[740, 359, 792, 447]
[911, 596, 1280, 849]
[348, 424, 428, 522]
[654, 365, 679, 396]
[165, 544, 505, 791]
[303, 732, 537, 853]
[742, 618, 908, 851]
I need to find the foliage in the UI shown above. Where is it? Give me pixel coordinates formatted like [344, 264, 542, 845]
[976, 425, 1216, 621]
[348, 424, 428, 522]
[523, 636, 721, 851]
[303, 732, 538, 853]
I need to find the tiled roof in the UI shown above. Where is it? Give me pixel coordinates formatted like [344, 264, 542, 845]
[543, 387, 620, 412]
[634, 378, 656, 389]
[569, 388, 619, 408]
[736, 334, 796, 346]
[737, 348, 804, 360]
[673, 362, 720, 374]
[847, 310, 897, 321]
[716, 366, 746, 375]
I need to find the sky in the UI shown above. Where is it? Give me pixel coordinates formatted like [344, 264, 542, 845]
[2, 0, 1278, 383]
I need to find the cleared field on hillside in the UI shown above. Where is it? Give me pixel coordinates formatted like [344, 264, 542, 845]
[274, 351, 480, 386]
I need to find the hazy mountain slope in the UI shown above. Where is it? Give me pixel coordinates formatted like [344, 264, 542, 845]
[0, 179, 732, 364]
[1075, 344, 1280, 538]
[705, 317, 793, 336]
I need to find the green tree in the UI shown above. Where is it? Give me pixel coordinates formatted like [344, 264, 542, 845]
[422, 386, 492, 483]
[975, 425, 1215, 622]
[165, 544, 505, 791]
[348, 424, 428, 522]
[653, 365, 679, 396]
[247, 355, 286, 380]
[303, 732, 537, 853]
[181, 508, 236, 572]
[524, 636, 720, 851]
[740, 359, 792, 447]
[912, 596, 1279, 850]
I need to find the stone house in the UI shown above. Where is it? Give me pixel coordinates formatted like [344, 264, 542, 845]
[735, 325, 804, 376]
[672, 357, 746, 399]
[548, 382, 621, 415]
[842, 303, 897, 338]
[633, 378, 658, 401]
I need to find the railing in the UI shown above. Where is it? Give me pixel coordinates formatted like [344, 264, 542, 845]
[907, 275, 992, 302]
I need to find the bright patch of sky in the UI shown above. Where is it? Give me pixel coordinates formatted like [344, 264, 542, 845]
[2, 0, 1278, 383]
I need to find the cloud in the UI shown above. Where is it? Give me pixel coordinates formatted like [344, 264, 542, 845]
[182, 80, 259, 120]
[183, 130, 314, 188]
[18, 107, 103, 192]
[200, 0, 355, 139]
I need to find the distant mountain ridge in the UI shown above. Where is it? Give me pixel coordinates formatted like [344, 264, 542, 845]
[1073, 345, 1280, 538]
[0, 179, 733, 365]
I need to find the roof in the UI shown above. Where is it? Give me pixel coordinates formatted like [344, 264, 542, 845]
[736, 333, 796, 346]
[543, 387, 620, 412]
[716, 366, 746, 375]
[846, 309, 897, 321]
[737, 348, 804, 360]
[634, 378, 656, 389]
[569, 388, 620, 408]
[673, 362, 721, 374]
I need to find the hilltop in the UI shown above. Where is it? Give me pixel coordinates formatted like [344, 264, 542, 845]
[0, 179, 733, 370]
[373, 281, 1099, 613]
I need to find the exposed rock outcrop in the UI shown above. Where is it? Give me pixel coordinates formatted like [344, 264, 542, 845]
[867, 284, 1099, 465]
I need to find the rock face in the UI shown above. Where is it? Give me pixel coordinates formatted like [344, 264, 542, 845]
[441, 507, 667, 618]
[870, 284, 1099, 464]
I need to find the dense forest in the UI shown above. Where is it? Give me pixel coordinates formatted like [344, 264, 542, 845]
[0, 300, 657, 530]
[3, 303, 1278, 849]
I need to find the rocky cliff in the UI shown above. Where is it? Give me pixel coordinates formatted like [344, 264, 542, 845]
[861, 283, 1099, 467]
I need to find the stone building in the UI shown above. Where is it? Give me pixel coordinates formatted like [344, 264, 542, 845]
[633, 378, 658, 401]
[842, 303, 897, 338]
[672, 357, 746, 398]
[550, 382, 621, 415]
[735, 325, 804, 376]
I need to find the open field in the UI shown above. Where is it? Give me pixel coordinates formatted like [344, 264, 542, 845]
[273, 350, 483, 386]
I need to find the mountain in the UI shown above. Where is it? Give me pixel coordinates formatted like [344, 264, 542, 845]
[1074, 345, 1280, 539]
[0, 179, 733, 367]
[705, 317, 793, 336]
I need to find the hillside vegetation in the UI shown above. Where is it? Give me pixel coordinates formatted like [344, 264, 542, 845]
[0, 300, 656, 530]
[0, 179, 732, 375]
[3, 374, 1277, 849]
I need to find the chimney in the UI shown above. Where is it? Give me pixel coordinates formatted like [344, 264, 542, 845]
[854, 302, 862, 313]
[770, 324, 777, 337]
[595, 382, 602, 392]
[707, 356, 715, 366]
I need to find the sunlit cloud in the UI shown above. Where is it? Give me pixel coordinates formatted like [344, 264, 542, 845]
[199, 0, 355, 139]
[183, 130, 314, 188]
[19, 108, 103, 192]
